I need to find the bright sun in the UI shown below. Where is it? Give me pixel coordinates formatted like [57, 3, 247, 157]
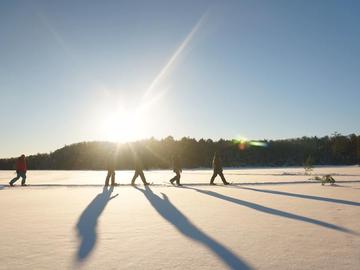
[102, 107, 148, 142]
[95, 12, 204, 143]
[100, 85, 166, 143]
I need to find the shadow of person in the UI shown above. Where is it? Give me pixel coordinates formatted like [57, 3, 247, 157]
[135, 185, 252, 270]
[232, 186, 360, 206]
[75, 186, 118, 262]
[330, 183, 360, 190]
[185, 186, 357, 235]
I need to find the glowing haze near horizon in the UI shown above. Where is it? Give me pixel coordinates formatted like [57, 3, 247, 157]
[0, 0, 359, 158]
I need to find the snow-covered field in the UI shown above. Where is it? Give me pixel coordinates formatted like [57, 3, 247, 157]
[0, 166, 359, 269]
[0, 165, 360, 186]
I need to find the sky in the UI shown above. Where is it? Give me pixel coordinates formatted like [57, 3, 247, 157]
[0, 0, 359, 158]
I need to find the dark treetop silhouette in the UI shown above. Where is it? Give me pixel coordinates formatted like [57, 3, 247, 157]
[1, 133, 358, 170]
[135, 185, 252, 270]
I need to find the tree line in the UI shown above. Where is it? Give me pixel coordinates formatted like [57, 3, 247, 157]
[0, 133, 359, 170]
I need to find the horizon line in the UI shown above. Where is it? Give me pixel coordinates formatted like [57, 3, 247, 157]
[0, 131, 359, 159]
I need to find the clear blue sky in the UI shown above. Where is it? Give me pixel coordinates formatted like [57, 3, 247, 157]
[1, 0, 359, 158]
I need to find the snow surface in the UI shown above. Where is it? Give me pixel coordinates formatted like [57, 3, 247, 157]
[1, 165, 359, 186]
[0, 167, 359, 269]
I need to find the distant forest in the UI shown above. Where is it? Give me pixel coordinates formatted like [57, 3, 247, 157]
[0, 133, 359, 170]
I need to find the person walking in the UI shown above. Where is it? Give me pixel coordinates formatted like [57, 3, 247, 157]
[105, 151, 118, 186]
[210, 152, 230, 185]
[9, 154, 28, 186]
[169, 154, 182, 186]
[131, 151, 150, 185]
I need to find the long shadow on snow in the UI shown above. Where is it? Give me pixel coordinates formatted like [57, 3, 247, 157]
[231, 186, 360, 206]
[75, 186, 118, 262]
[135, 185, 252, 270]
[184, 186, 357, 236]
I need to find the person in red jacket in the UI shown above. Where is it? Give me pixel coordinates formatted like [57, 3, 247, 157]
[9, 154, 28, 186]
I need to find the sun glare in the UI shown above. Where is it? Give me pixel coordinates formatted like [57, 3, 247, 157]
[102, 107, 148, 142]
[95, 11, 209, 144]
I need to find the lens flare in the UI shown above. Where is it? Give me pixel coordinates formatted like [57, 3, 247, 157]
[249, 141, 268, 147]
[143, 10, 209, 100]
[233, 138, 268, 151]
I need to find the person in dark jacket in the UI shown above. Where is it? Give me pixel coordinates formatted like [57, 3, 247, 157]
[169, 154, 182, 186]
[9, 154, 28, 186]
[105, 151, 118, 186]
[131, 151, 150, 185]
[210, 152, 230, 185]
